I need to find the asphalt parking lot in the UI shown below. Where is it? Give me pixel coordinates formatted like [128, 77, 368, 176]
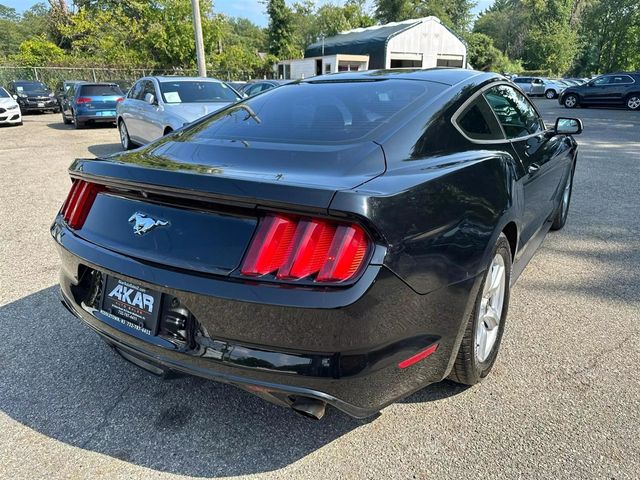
[1, 100, 638, 479]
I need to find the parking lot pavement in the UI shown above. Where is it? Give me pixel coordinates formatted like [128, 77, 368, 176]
[0, 103, 638, 479]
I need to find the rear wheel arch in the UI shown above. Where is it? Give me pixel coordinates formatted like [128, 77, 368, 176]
[163, 126, 173, 136]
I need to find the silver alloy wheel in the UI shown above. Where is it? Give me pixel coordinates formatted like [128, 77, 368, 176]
[565, 96, 577, 108]
[475, 254, 506, 363]
[119, 121, 129, 149]
[546, 90, 555, 99]
[627, 96, 640, 110]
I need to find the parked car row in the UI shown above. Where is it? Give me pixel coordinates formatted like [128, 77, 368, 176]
[1, 76, 292, 133]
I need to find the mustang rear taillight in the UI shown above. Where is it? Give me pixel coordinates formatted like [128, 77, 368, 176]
[60, 180, 104, 229]
[241, 214, 370, 283]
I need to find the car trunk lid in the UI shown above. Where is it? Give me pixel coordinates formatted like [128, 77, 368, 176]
[65, 138, 385, 276]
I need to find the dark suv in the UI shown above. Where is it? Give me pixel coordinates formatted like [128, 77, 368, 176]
[559, 72, 640, 110]
[6, 80, 59, 113]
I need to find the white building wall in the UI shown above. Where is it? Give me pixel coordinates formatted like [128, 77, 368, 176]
[385, 17, 466, 69]
[289, 59, 316, 80]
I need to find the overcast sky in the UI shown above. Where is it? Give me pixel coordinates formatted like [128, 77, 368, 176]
[5, 0, 495, 27]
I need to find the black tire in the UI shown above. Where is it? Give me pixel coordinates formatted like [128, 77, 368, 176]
[118, 120, 134, 150]
[449, 233, 511, 386]
[163, 127, 173, 136]
[625, 94, 640, 111]
[563, 94, 579, 109]
[545, 89, 556, 99]
[74, 117, 85, 129]
[62, 111, 72, 125]
[551, 165, 574, 231]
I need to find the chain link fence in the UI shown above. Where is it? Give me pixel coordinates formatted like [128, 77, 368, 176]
[0, 66, 260, 90]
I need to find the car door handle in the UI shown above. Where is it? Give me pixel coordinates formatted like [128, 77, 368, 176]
[528, 163, 541, 174]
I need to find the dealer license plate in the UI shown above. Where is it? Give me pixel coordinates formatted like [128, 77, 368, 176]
[102, 276, 162, 335]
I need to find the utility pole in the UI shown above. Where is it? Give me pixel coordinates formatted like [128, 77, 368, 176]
[191, 0, 207, 77]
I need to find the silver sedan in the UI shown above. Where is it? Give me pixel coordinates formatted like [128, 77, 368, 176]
[116, 76, 241, 149]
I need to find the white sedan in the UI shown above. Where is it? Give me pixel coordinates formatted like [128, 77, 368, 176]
[0, 87, 22, 126]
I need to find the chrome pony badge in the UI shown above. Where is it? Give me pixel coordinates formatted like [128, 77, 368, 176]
[128, 212, 169, 236]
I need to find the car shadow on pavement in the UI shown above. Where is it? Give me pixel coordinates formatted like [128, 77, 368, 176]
[88, 143, 122, 157]
[46, 122, 117, 131]
[0, 286, 380, 477]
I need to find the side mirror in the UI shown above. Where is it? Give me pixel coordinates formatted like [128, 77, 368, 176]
[144, 92, 156, 105]
[12, 94, 17, 100]
[555, 117, 583, 135]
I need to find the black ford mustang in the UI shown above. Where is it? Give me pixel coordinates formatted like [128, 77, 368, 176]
[52, 69, 582, 419]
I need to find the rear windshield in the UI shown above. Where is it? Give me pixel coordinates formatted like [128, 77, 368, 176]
[159, 81, 240, 103]
[189, 79, 440, 143]
[79, 85, 123, 96]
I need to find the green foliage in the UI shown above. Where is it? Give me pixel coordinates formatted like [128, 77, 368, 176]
[1, 0, 636, 81]
[374, 0, 477, 32]
[574, 0, 640, 74]
[0, 3, 50, 57]
[11, 37, 65, 65]
[473, 0, 615, 75]
[265, 0, 296, 58]
[291, 0, 374, 55]
[374, 0, 413, 24]
[465, 32, 523, 73]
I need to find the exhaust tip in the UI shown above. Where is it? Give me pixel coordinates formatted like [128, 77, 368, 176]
[291, 397, 326, 420]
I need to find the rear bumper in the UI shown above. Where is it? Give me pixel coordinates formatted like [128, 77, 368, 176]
[52, 218, 481, 417]
[76, 114, 117, 123]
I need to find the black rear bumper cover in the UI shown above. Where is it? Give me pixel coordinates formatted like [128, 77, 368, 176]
[53, 218, 482, 417]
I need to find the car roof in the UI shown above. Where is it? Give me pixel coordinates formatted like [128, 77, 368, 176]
[151, 76, 225, 83]
[77, 82, 118, 87]
[300, 68, 490, 86]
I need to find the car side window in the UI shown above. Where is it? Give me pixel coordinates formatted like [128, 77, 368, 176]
[484, 85, 543, 139]
[141, 81, 157, 101]
[456, 95, 505, 141]
[592, 76, 610, 86]
[611, 75, 634, 84]
[245, 84, 262, 96]
[129, 81, 143, 99]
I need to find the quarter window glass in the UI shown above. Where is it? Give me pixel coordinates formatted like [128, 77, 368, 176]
[456, 96, 504, 141]
[484, 85, 543, 139]
[611, 75, 634, 84]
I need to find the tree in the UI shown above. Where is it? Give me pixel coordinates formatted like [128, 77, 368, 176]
[12, 37, 65, 65]
[265, 0, 296, 59]
[374, 0, 476, 32]
[292, 0, 374, 51]
[465, 32, 522, 73]
[575, 0, 640, 74]
[374, 0, 412, 23]
[520, 0, 579, 73]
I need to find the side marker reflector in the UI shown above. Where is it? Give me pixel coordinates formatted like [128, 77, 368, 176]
[398, 343, 439, 369]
